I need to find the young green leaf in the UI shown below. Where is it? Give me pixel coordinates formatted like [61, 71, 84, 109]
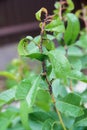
[56, 100, 84, 117]
[26, 36, 33, 41]
[64, 13, 80, 45]
[26, 43, 47, 60]
[0, 71, 16, 80]
[75, 9, 82, 18]
[81, 55, 87, 69]
[45, 18, 65, 33]
[63, 93, 81, 106]
[0, 108, 18, 130]
[68, 57, 82, 71]
[29, 111, 57, 122]
[68, 70, 87, 83]
[18, 38, 29, 56]
[20, 100, 31, 130]
[62, 115, 75, 129]
[15, 79, 31, 100]
[48, 50, 71, 78]
[81, 90, 87, 103]
[75, 118, 87, 127]
[35, 7, 48, 21]
[0, 88, 16, 107]
[76, 34, 87, 48]
[66, 0, 74, 12]
[43, 40, 55, 51]
[33, 35, 41, 45]
[46, 34, 55, 40]
[35, 89, 51, 111]
[42, 119, 54, 130]
[52, 79, 67, 98]
[68, 46, 83, 57]
[18, 39, 47, 61]
[26, 76, 40, 108]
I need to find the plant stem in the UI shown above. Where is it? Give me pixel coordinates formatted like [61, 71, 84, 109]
[82, 5, 87, 33]
[39, 22, 47, 76]
[70, 80, 73, 91]
[64, 45, 68, 57]
[45, 76, 67, 130]
[52, 94, 67, 130]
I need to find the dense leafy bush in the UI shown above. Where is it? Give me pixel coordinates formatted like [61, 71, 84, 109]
[0, 0, 87, 130]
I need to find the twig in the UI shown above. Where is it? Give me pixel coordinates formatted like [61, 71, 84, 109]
[52, 95, 67, 130]
[81, 4, 87, 33]
[39, 22, 47, 76]
[64, 45, 68, 57]
[70, 80, 73, 91]
[46, 77, 52, 95]
[59, 3, 62, 20]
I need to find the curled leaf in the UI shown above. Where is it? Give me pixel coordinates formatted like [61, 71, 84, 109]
[66, 0, 74, 12]
[64, 13, 80, 45]
[18, 38, 29, 56]
[75, 10, 82, 18]
[35, 7, 48, 21]
[18, 38, 47, 61]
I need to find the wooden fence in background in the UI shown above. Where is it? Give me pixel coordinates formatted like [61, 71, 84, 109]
[0, 0, 87, 44]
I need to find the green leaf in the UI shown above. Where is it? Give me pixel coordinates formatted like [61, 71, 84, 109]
[68, 57, 82, 71]
[33, 35, 41, 45]
[29, 111, 57, 130]
[18, 38, 29, 55]
[0, 71, 16, 80]
[68, 46, 83, 57]
[55, 33, 64, 45]
[52, 79, 67, 98]
[54, 2, 61, 9]
[7, 125, 24, 130]
[81, 55, 87, 69]
[0, 107, 18, 130]
[29, 111, 58, 124]
[46, 34, 55, 40]
[35, 89, 51, 111]
[63, 93, 81, 106]
[35, 7, 48, 21]
[62, 115, 75, 129]
[48, 50, 71, 78]
[26, 36, 33, 41]
[56, 100, 84, 117]
[29, 120, 42, 130]
[68, 70, 87, 82]
[42, 119, 54, 130]
[66, 0, 74, 12]
[64, 13, 80, 45]
[18, 38, 47, 61]
[0, 88, 16, 107]
[81, 90, 87, 103]
[75, 9, 82, 18]
[43, 40, 55, 51]
[56, 46, 66, 55]
[20, 100, 31, 130]
[68, 46, 83, 71]
[26, 76, 40, 108]
[0, 118, 10, 130]
[76, 34, 87, 48]
[75, 118, 87, 127]
[15, 79, 31, 100]
[45, 18, 65, 33]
